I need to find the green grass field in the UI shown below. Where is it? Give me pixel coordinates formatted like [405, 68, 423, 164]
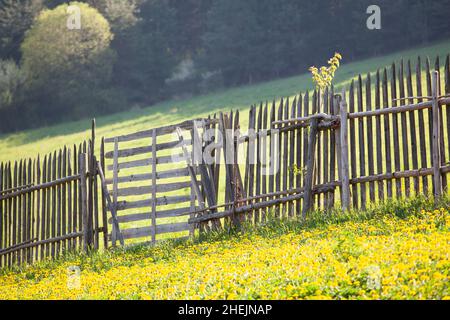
[1, 40, 449, 163]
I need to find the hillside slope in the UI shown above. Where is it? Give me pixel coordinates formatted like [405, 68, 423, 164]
[0, 40, 449, 163]
[0, 198, 448, 300]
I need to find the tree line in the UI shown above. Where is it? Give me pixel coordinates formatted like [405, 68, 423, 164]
[0, 0, 449, 132]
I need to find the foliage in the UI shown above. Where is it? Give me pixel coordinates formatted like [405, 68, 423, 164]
[0, 0, 44, 62]
[309, 53, 342, 90]
[0, 197, 448, 299]
[110, 0, 177, 105]
[0, 59, 26, 109]
[1, 0, 450, 131]
[20, 2, 116, 122]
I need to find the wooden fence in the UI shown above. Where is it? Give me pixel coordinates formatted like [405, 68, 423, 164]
[1, 55, 449, 267]
[101, 119, 224, 245]
[0, 123, 106, 268]
[192, 56, 450, 226]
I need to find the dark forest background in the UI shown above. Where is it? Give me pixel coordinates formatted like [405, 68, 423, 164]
[0, 0, 449, 133]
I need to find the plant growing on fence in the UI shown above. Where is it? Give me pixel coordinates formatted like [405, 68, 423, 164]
[291, 53, 343, 178]
[309, 52, 342, 91]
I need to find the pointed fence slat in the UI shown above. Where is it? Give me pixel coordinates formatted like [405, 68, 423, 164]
[399, 62, 411, 196]
[416, 57, 429, 194]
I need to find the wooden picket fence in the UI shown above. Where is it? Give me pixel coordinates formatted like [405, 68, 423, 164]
[191, 56, 450, 226]
[0, 123, 107, 268]
[1, 55, 449, 268]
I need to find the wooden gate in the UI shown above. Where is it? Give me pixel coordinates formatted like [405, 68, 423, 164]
[101, 119, 215, 246]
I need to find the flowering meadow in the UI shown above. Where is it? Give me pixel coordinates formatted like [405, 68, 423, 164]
[0, 200, 449, 300]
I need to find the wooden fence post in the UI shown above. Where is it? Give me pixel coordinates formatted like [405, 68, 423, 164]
[151, 129, 157, 244]
[431, 71, 442, 199]
[302, 118, 318, 218]
[79, 153, 91, 252]
[339, 90, 351, 211]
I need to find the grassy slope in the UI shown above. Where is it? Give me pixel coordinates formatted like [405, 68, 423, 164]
[1, 40, 450, 163]
[0, 197, 448, 299]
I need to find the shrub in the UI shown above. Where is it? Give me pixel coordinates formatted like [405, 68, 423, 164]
[20, 1, 116, 122]
[0, 59, 26, 109]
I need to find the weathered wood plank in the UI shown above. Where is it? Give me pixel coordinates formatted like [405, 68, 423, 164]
[106, 153, 187, 171]
[399, 61, 411, 196]
[113, 181, 191, 197]
[255, 103, 263, 222]
[176, 126, 207, 231]
[193, 121, 220, 230]
[120, 222, 189, 240]
[288, 97, 296, 216]
[56, 150, 62, 257]
[96, 161, 124, 246]
[349, 166, 450, 184]
[313, 91, 321, 208]
[303, 91, 309, 185]
[268, 101, 276, 198]
[261, 102, 268, 221]
[79, 154, 89, 252]
[302, 118, 318, 218]
[357, 76, 366, 208]
[40, 156, 46, 259]
[416, 57, 429, 194]
[435, 58, 447, 190]
[67, 148, 73, 251]
[15, 161, 20, 264]
[112, 139, 119, 247]
[73, 145, 79, 249]
[328, 87, 336, 208]
[382, 69, 393, 198]
[296, 95, 303, 214]
[406, 60, 419, 194]
[348, 81, 358, 207]
[321, 90, 329, 209]
[151, 129, 157, 244]
[34, 157, 41, 261]
[426, 58, 434, 191]
[275, 99, 283, 217]
[282, 98, 289, 217]
[445, 55, 450, 182]
[365, 74, 375, 202]
[61, 148, 67, 253]
[340, 90, 351, 211]
[445, 55, 450, 184]
[104, 119, 217, 143]
[375, 71, 384, 200]
[51, 153, 56, 258]
[391, 63, 402, 198]
[104, 140, 192, 159]
[246, 106, 256, 200]
[100, 138, 108, 249]
[113, 207, 192, 223]
[431, 71, 443, 198]
[105, 167, 193, 185]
